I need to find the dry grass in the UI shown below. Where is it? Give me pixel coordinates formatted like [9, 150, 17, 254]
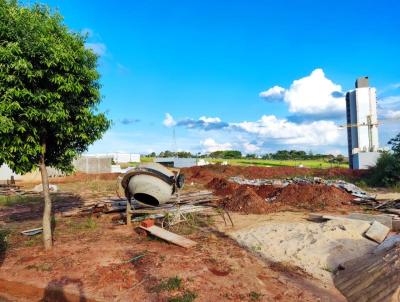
[57, 179, 117, 195]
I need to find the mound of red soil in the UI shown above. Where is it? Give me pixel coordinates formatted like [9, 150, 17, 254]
[272, 184, 354, 210]
[221, 186, 271, 214]
[206, 176, 356, 214]
[253, 185, 281, 198]
[182, 165, 368, 185]
[206, 177, 238, 196]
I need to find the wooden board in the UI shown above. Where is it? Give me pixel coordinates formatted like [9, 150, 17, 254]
[139, 225, 197, 248]
[334, 242, 400, 302]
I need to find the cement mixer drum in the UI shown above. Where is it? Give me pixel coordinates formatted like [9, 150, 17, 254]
[120, 162, 183, 207]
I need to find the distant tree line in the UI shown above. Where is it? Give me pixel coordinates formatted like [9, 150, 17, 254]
[144, 149, 347, 162]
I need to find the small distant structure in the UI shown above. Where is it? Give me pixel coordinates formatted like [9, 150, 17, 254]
[0, 164, 21, 183]
[345, 77, 380, 169]
[73, 155, 113, 174]
[154, 157, 198, 168]
[109, 153, 140, 163]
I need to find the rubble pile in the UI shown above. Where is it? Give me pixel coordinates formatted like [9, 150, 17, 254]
[183, 165, 368, 184]
[230, 176, 374, 201]
[207, 177, 358, 214]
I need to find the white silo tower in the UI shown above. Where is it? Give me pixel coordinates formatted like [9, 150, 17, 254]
[345, 77, 380, 169]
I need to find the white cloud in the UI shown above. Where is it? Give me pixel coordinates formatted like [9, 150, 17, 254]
[199, 116, 222, 123]
[85, 42, 107, 56]
[243, 141, 260, 153]
[381, 110, 400, 120]
[201, 138, 232, 152]
[163, 113, 177, 127]
[259, 85, 285, 100]
[231, 115, 341, 146]
[260, 68, 345, 115]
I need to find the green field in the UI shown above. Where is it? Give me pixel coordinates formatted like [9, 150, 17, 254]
[139, 157, 347, 169]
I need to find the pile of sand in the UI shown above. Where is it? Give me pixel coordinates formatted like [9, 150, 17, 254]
[229, 215, 378, 283]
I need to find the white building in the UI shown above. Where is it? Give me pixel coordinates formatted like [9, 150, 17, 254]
[345, 77, 380, 169]
[154, 157, 198, 168]
[110, 153, 140, 163]
[0, 164, 21, 182]
[85, 153, 141, 164]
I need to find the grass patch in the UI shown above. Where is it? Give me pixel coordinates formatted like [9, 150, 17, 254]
[83, 217, 97, 230]
[0, 229, 10, 252]
[152, 276, 182, 292]
[166, 213, 213, 236]
[26, 262, 52, 272]
[23, 235, 42, 247]
[206, 158, 347, 169]
[58, 179, 116, 195]
[137, 157, 347, 168]
[0, 195, 42, 207]
[168, 291, 197, 302]
[249, 291, 264, 301]
[64, 217, 98, 232]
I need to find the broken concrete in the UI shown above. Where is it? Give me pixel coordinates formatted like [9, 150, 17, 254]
[347, 213, 393, 229]
[365, 221, 390, 243]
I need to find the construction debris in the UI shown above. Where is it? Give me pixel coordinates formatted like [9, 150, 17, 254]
[20, 227, 43, 236]
[0, 184, 35, 196]
[229, 176, 374, 201]
[364, 221, 390, 243]
[334, 242, 400, 302]
[139, 225, 197, 248]
[209, 177, 356, 214]
[309, 213, 391, 243]
[60, 190, 218, 218]
[32, 183, 58, 193]
[347, 213, 393, 229]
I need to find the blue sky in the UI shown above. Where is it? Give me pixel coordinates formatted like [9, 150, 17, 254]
[41, 0, 400, 155]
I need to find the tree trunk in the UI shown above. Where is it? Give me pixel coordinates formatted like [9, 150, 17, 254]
[39, 154, 52, 250]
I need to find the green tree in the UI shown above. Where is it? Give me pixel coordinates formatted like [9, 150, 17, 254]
[368, 133, 400, 187]
[389, 133, 400, 155]
[0, 1, 110, 249]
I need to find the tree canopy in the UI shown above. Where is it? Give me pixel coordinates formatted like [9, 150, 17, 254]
[0, 0, 110, 174]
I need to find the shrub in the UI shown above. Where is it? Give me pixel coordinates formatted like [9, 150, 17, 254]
[368, 152, 400, 187]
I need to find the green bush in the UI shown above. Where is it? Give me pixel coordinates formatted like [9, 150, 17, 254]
[0, 229, 10, 252]
[368, 152, 400, 187]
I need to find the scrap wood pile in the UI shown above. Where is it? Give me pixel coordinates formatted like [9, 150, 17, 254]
[206, 176, 382, 215]
[334, 241, 400, 302]
[61, 190, 221, 218]
[0, 184, 37, 196]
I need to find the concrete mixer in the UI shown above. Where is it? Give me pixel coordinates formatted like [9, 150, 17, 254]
[120, 162, 185, 207]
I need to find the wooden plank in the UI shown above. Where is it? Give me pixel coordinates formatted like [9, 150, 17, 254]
[334, 243, 400, 302]
[139, 225, 197, 248]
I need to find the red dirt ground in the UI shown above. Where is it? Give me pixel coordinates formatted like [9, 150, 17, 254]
[206, 177, 357, 214]
[0, 216, 343, 302]
[0, 166, 362, 301]
[183, 165, 368, 184]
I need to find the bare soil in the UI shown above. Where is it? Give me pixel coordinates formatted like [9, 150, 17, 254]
[206, 177, 357, 214]
[183, 165, 368, 184]
[0, 214, 342, 302]
[0, 166, 366, 301]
